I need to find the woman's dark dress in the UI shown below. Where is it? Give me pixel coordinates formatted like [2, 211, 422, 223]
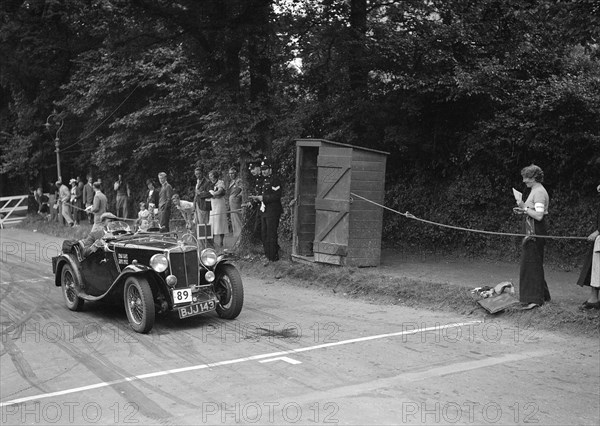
[519, 216, 551, 305]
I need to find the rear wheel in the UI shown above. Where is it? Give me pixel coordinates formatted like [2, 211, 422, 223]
[214, 264, 244, 319]
[123, 276, 155, 333]
[61, 264, 84, 311]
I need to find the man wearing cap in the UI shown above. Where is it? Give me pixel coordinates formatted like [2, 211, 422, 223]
[78, 212, 118, 258]
[85, 181, 107, 232]
[56, 180, 74, 227]
[250, 161, 283, 263]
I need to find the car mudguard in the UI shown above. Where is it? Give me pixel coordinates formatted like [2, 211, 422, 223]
[84, 264, 168, 302]
[53, 254, 84, 288]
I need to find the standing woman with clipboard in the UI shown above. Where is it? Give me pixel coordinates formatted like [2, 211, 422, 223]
[514, 165, 551, 310]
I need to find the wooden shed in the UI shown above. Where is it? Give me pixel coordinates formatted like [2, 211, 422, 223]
[292, 139, 389, 267]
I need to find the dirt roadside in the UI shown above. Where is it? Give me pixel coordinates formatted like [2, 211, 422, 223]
[377, 248, 587, 306]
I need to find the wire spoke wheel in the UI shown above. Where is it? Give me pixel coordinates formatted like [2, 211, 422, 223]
[123, 276, 155, 333]
[215, 264, 243, 319]
[61, 264, 84, 311]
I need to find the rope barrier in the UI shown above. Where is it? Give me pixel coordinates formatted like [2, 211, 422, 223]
[350, 192, 588, 241]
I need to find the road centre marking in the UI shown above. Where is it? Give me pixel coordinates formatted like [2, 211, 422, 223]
[259, 356, 302, 365]
[0, 321, 481, 407]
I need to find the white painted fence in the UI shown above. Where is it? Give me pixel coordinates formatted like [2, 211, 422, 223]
[0, 195, 29, 229]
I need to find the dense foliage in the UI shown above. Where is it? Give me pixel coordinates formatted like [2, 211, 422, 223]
[1, 0, 599, 260]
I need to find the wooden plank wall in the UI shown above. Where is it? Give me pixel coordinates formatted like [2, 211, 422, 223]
[295, 147, 318, 255]
[347, 149, 387, 266]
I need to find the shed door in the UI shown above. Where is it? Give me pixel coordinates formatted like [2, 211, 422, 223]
[313, 150, 352, 265]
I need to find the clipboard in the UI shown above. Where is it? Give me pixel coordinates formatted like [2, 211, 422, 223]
[512, 188, 522, 203]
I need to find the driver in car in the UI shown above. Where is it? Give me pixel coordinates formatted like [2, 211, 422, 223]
[78, 212, 120, 257]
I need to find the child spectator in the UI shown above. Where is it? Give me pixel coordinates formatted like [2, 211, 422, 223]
[137, 202, 150, 231]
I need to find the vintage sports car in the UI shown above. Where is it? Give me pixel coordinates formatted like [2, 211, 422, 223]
[52, 221, 243, 333]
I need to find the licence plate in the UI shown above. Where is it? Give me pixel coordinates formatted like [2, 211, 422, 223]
[178, 300, 216, 319]
[172, 288, 193, 304]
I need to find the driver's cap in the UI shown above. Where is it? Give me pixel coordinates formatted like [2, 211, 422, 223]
[100, 212, 118, 221]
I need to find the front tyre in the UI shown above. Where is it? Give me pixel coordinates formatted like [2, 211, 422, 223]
[214, 264, 244, 319]
[61, 264, 84, 311]
[123, 276, 155, 333]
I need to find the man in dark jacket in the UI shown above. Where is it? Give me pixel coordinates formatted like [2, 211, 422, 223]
[83, 175, 94, 224]
[250, 161, 283, 263]
[158, 172, 173, 232]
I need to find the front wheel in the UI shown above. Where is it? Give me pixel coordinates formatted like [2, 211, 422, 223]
[214, 264, 244, 319]
[123, 276, 155, 333]
[61, 264, 84, 311]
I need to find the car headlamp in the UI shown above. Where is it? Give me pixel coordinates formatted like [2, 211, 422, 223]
[200, 249, 217, 267]
[165, 275, 177, 287]
[150, 254, 169, 272]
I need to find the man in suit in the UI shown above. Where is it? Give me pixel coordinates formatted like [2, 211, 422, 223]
[83, 175, 94, 224]
[158, 172, 173, 232]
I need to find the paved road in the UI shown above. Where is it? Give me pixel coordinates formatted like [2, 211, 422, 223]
[1, 229, 598, 425]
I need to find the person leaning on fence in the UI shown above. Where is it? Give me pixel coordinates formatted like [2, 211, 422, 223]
[34, 187, 49, 217]
[514, 164, 551, 310]
[172, 194, 195, 230]
[576, 183, 600, 309]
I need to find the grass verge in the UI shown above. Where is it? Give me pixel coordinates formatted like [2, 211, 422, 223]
[18, 215, 600, 338]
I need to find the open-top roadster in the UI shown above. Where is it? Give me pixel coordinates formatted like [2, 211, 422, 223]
[52, 222, 243, 333]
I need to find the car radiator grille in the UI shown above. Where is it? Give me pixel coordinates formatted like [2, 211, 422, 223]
[169, 251, 198, 287]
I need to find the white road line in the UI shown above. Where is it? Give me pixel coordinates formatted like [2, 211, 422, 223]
[0, 321, 481, 407]
[259, 356, 302, 365]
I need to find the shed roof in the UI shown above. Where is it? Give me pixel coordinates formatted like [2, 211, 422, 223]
[296, 138, 390, 156]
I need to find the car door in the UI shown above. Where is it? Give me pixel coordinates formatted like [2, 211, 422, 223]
[80, 245, 120, 297]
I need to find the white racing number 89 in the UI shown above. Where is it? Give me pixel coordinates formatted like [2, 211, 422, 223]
[172, 288, 192, 304]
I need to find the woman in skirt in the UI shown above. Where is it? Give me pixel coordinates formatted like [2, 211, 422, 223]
[515, 165, 551, 309]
